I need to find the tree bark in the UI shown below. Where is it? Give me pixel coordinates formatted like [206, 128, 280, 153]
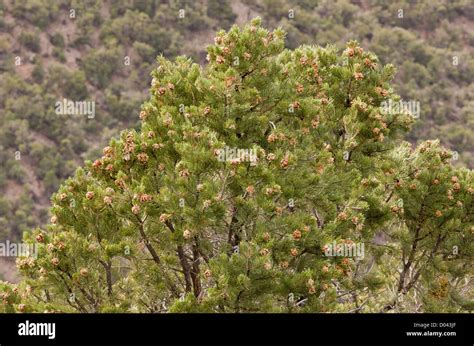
[190, 240, 202, 298]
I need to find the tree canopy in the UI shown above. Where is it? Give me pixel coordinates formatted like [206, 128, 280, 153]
[2, 19, 472, 313]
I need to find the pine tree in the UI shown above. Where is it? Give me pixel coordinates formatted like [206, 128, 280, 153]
[2, 19, 472, 313]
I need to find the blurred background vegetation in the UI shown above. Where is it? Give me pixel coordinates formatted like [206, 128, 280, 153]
[0, 0, 472, 279]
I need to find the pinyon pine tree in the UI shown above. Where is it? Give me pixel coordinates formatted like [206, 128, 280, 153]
[2, 19, 472, 313]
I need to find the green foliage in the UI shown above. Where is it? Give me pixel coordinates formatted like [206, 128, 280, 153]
[32, 62, 45, 83]
[81, 48, 121, 88]
[133, 41, 155, 64]
[207, 0, 236, 30]
[100, 10, 174, 55]
[4, 21, 471, 314]
[19, 30, 41, 53]
[11, 0, 59, 29]
[49, 32, 65, 48]
[63, 71, 89, 100]
[0, 1, 472, 312]
[52, 47, 66, 63]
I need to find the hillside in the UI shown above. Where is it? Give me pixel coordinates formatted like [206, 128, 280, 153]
[0, 0, 473, 281]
